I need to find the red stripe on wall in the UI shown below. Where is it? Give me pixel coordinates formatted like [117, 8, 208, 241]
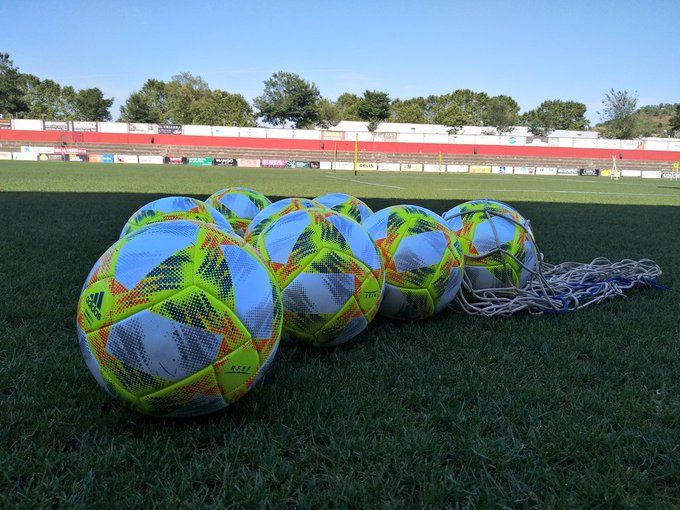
[2, 129, 679, 162]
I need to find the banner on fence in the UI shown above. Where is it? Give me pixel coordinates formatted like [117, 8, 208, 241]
[73, 121, 97, 132]
[138, 155, 164, 164]
[129, 123, 158, 134]
[469, 165, 492, 174]
[12, 152, 38, 161]
[37, 153, 64, 161]
[579, 168, 600, 176]
[320, 161, 332, 170]
[0, 119, 12, 130]
[536, 167, 558, 176]
[237, 158, 260, 167]
[101, 154, 114, 163]
[423, 163, 443, 173]
[0, 151, 13, 160]
[188, 157, 213, 166]
[446, 164, 468, 173]
[492, 165, 513, 174]
[21, 146, 54, 154]
[44, 120, 69, 131]
[309, 161, 320, 169]
[115, 154, 139, 164]
[53, 147, 87, 155]
[557, 168, 579, 176]
[641, 171, 662, 179]
[261, 159, 287, 168]
[356, 162, 377, 171]
[333, 161, 356, 170]
[514, 166, 535, 175]
[286, 160, 311, 168]
[214, 158, 238, 167]
[377, 162, 400, 171]
[89, 154, 102, 163]
[600, 169, 612, 177]
[661, 171, 677, 179]
[158, 124, 182, 134]
[401, 163, 423, 172]
[322, 131, 345, 140]
[166, 156, 186, 165]
[68, 154, 88, 162]
[621, 169, 642, 178]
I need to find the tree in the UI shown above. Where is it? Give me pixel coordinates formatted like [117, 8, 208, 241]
[24, 79, 71, 119]
[254, 71, 321, 128]
[71, 87, 113, 121]
[450, 89, 490, 126]
[390, 98, 427, 123]
[316, 98, 340, 129]
[433, 103, 470, 133]
[522, 100, 588, 136]
[484, 95, 519, 134]
[357, 90, 390, 131]
[166, 72, 211, 124]
[0, 53, 28, 115]
[600, 89, 638, 139]
[336, 92, 362, 121]
[191, 90, 257, 126]
[120, 79, 169, 123]
[669, 104, 680, 135]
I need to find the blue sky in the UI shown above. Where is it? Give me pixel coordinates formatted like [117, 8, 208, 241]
[3, 0, 679, 122]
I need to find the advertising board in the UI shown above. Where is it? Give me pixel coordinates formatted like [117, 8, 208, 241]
[237, 158, 261, 167]
[320, 161, 332, 170]
[138, 155, 164, 164]
[332, 161, 355, 170]
[261, 159, 287, 168]
[129, 123, 158, 134]
[378, 162, 400, 171]
[73, 121, 98, 132]
[492, 165, 513, 174]
[514, 167, 535, 175]
[356, 162, 377, 171]
[166, 156, 186, 165]
[68, 154, 88, 162]
[114, 154, 139, 164]
[0, 118, 12, 129]
[423, 163, 443, 173]
[286, 160, 311, 168]
[640, 171, 662, 179]
[13, 152, 38, 161]
[0, 151, 13, 160]
[401, 163, 423, 172]
[557, 168, 579, 176]
[446, 164, 468, 173]
[621, 169, 642, 178]
[37, 153, 64, 161]
[44, 120, 69, 131]
[579, 168, 600, 176]
[469, 165, 491, 174]
[536, 167, 558, 176]
[188, 157, 213, 166]
[214, 158, 238, 167]
[158, 124, 182, 134]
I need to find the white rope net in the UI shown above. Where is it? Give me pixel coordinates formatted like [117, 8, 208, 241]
[447, 203, 663, 317]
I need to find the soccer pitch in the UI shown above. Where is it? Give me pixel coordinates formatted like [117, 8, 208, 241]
[1, 161, 678, 507]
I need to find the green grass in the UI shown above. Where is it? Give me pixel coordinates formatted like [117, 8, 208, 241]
[1, 161, 678, 508]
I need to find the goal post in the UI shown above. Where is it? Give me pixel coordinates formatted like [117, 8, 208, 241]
[610, 155, 620, 180]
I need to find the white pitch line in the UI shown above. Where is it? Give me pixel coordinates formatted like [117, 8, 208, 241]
[441, 188, 679, 197]
[325, 174, 405, 189]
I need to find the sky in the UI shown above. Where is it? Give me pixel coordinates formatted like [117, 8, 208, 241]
[3, 0, 679, 123]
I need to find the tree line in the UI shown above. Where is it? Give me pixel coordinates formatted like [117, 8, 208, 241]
[1, 52, 679, 138]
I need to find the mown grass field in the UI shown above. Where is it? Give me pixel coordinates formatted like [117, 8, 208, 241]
[1, 161, 679, 508]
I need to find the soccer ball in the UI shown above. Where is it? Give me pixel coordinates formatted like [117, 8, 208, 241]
[77, 220, 283, 417]
[314, 193, 373, 223]
[256, 208, 384, 347]
[245, 197, 320, 246]
[206, 187, 272, 236]
[362, 205, 464, 320]
[119, 196, 233, 238]
[442, 199, 537, 290]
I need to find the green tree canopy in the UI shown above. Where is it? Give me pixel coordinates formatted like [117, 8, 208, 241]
[390, 98, 427, 124]
[433, 103, 470, 132]
[484, 95, 520, 134]
[254, 71, 321, 128]
[599, 89, 638, 139]
[0, 53, 28, 115]
[336, 93, 362, 121]
[670, 105, 680, 135]
[72, 88, 113, 121]
[316, 98, 341, 129]
[522, 100, 589, 136]
[357, 90, 391, 130]
[190, 90, 256, 127]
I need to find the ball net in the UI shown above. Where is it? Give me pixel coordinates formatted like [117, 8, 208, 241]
[447, 202, 663, 317]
